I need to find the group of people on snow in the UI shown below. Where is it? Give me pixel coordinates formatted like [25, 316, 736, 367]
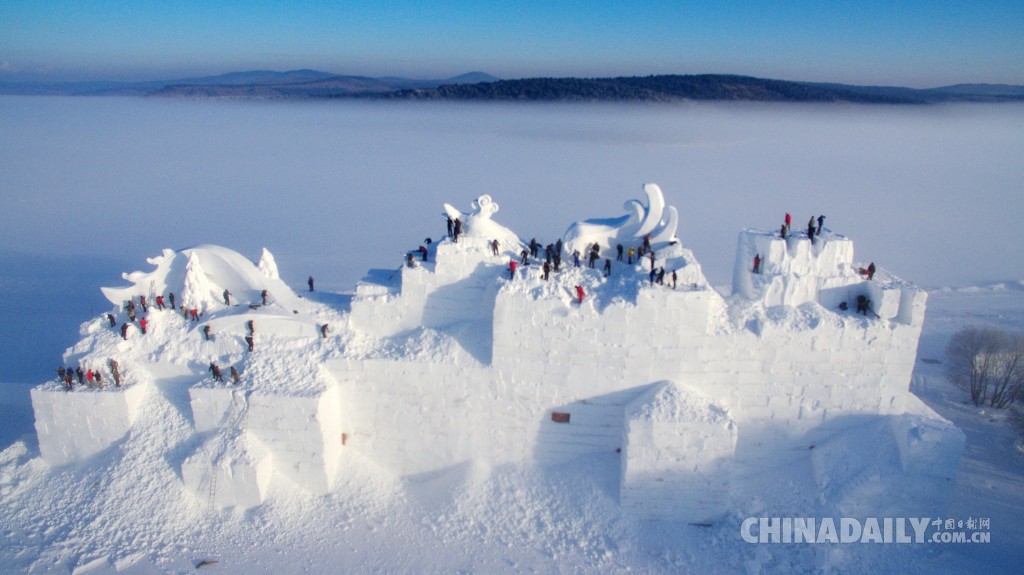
[70, 279, 298, 391]
[208, 362, 241, 384]
[56, 358, 121, 391]
[482, 231, 686, 302]
[779, 212, 827, 244]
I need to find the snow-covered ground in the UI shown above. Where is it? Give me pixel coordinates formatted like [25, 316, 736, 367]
[1, 281, 1020, 574]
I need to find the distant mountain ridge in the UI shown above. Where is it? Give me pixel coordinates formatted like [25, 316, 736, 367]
[1, 69, 1021, 103]
[0, 70, 501, 97]
[804, 81, 1024, 103]
[380, 75, 915, 103]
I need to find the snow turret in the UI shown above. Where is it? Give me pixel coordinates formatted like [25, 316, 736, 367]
[731, 229, 926, 326]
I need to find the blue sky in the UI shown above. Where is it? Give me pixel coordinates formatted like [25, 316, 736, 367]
[1, 1, 1022, 86]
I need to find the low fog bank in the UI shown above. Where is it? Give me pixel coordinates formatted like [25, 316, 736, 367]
[1, 97, 1022, 380]
[0, 251, 130, 384]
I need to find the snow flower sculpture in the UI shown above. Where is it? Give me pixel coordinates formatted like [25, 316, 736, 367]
[443, 194, 521, 248]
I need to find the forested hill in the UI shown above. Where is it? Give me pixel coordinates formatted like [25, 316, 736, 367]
[376, 75, 926, 103]
[6, 70, 1021, 103]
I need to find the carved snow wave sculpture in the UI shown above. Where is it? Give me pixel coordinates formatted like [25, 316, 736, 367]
[31, 183, 963, 525]
[562, 182, 679, 255]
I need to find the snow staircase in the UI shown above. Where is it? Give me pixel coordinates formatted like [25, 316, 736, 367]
[215, 390, 251, 509]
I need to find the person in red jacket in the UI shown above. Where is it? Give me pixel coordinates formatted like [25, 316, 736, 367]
[575, 285, 585, 304]
[139, 317, 148, 335]
[508, 260, 517, 280]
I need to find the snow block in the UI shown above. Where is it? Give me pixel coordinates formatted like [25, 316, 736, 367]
[246, 382, 341, 495]
[182, 431, 273, 509]
[31, 382, 150, 466]
[350, 238, 501, 338]
[896, 281, 928, 327]
[189, 385, 244, 433]
[620, 381, 737, 522]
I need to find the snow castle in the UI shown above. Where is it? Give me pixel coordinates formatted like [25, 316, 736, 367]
[30, 184, 963, 521]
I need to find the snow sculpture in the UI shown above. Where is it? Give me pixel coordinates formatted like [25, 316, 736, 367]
[100, 245, 304, 313]
[443, 194, 521, 248]
[31, 183, 963, 524]
[257, 247, 280, 280]
[101, 248, 178, 305]
[562, 182, 679, 256]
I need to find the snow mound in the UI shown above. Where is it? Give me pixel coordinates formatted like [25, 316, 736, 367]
[625, 380, 732, 425]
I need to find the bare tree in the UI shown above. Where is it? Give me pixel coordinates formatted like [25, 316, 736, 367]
[947, 326, 1024, 408]
[1010, 405, 1024, 455]
[989, 334, 1024, 408]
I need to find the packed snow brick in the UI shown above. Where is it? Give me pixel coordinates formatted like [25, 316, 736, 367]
[246, 383, 342, 495]
[189, 384, 242, 433]
[31, 382, 149, 466]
